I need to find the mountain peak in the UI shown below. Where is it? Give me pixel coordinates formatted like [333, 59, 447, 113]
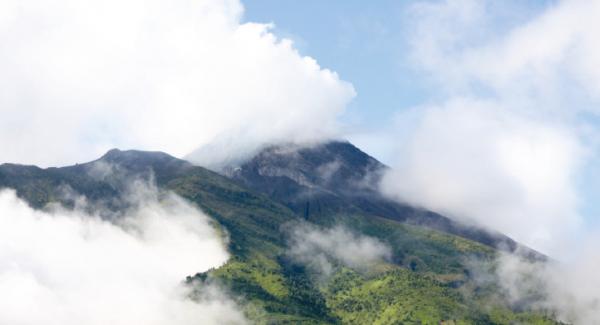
[99, 148, 176, 163]
[225, 140, 385, 194]
[100, 148, 191, 177]
[101, 148, 122, 157]
[222, 140, 544, 259]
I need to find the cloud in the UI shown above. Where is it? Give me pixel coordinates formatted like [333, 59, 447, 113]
[288, 223, 391, 276]
[383, 2, 600, 322]
[495, 242, 600, 324]
[381, 98, 583, 255]
[0, 0, 355, 167]
[381, 0, 600, 256]
[406, 0, 600, 105]
[0, 186, 247, 325]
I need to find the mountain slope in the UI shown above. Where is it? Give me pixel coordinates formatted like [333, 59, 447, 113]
[0, 147, 558, 324]
[0, 149, 293, 257]
[222, 141, 542, 260]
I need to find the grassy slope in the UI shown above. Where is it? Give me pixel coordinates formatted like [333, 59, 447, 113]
[166, 168, 561, 324]
[0, 160, 562, 324]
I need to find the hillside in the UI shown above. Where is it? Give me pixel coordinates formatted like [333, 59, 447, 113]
[222, 141, 543, 259]
[0, 144, 559, 324]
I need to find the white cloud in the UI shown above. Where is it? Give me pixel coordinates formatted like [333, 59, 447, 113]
[0, 0, 355, 167]
[288, 223, 391, 276]
[0, 188, 247, 325]
[381, 98, 584, 254]
[496, 240, 600, 324]
[381, 0, 600, 256]
[407, 0, 600, 106]
[382, 2, 600, 323]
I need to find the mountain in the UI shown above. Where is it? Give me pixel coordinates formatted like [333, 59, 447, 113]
[222, 141, 542, 260]
[0, 144, 559, 324]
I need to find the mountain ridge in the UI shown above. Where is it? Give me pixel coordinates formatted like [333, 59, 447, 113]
[221, 140, 544, 260]
[0, 142, 558, 324]
[0, 142, 544, 259]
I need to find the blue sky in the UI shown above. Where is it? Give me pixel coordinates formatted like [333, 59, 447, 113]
[242, 0, 555, 162]
[243, 1, 424, 132]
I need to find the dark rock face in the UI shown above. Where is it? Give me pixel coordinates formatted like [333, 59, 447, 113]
[222, 141, 385, 217]
[223, 141, 544, 260]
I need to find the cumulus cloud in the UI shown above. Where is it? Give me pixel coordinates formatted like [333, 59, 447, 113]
[0, 0, 355, 167]
[288, 223, 391, 276]
[381, 0, 600, 256]
[0, 186, 247, 325]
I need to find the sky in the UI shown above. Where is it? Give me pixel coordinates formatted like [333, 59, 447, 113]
[242, 0, 555, 163]
[242, 0, 600, 256]
[1, 0, 600, 257]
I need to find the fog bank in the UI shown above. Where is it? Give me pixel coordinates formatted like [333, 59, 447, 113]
[0, 187, 246, 325]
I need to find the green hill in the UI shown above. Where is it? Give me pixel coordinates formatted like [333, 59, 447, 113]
[0, 145, 562, 324]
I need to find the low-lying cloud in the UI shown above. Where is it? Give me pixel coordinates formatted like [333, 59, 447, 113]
[0, 186, 246, 325]
[288, 223, 391, 276]
[494, 244, 600, 324]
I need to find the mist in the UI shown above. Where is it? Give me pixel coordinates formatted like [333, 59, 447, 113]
[379, 1, 600, 324]
[493, 242, 600, 324]
[288, 223, 392, 277]
[0, 185, 247, 325]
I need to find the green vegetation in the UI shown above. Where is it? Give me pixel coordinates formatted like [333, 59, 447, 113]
[167, 168, 562, 324]
[0, 151, 564, 324]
